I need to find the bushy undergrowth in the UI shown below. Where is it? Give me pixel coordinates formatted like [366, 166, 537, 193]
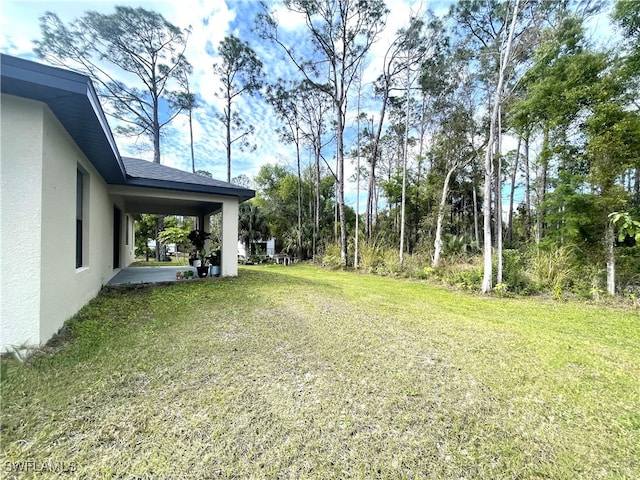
[320, 241, 640, 301]
[527, 244, 577, 294]
[320, 243, 344, 268]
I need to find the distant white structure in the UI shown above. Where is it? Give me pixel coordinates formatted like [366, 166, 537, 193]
[238, 238, 275, 259]
[147, 240, 176, 256]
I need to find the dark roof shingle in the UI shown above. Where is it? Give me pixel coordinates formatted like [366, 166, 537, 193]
[123, 157, 254, 200]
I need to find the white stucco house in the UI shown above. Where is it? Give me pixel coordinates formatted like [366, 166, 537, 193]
[0, 54, 254, 353]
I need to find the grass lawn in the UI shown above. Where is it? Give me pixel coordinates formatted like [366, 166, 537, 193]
[1, 265, 638, 479]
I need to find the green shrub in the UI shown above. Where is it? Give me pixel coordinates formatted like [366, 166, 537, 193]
[441, 258, 483, 290]
[617, 246, 640, 291]
[320, 243, 344, 268]
[442, 234, 478, 258]
[501, 249, 535, 294]
[374, 248, 402, 276]
[526, 245, 577, 294]
[401, 252, 432, 279]
[358, 242, 384, 273]
[418, 266, 438, 280]
[447, 267, 483, 290]
[567, 263, 603, 300]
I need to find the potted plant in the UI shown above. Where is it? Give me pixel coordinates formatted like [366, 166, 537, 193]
[206, 248, 221, 277]
[176, 270, 195, 281]
[187, 229, 211, 278]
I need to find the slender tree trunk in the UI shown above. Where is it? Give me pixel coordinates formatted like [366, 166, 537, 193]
[153, 103, 161, 164]
[247, 211, 253, 260]
[399, 92, 410, 267]
[314, 146, 320, 261]
[366, 168, 375, 241]
[524, 133, 531, 238]
[496, 108, 504, 285]
[606, 220, 616, 295]
[334, 183, 338, 242]
[152, 101, 163, 260]
[187, 79, 196, 174]
[355, 92, 362, 269]
[334, 121, 347, 264]
[482, 0, 520, 293]
[368, 87, 390, 241]
[226, 96, 232, 182]
[355, 159, 360, 268]
[473, 182, 480, 248]
[482, 157, 493, 292]
[189, 105, 195, 173]
[536, 125, 550, 244]
[507, 135, 521, 242]
[433, 165, 457, 268]
[295, 133, 303, 261]
[496, 162, 503, 283]
[411, 158, 423, 252]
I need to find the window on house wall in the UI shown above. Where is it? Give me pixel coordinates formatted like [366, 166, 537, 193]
[125, 215, 129, 246]
[76, 168, 89, 268]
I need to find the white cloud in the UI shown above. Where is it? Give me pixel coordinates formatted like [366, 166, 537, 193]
[270, 3, 307, 31]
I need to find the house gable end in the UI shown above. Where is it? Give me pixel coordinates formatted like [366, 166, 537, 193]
[1, 54, 126, 185]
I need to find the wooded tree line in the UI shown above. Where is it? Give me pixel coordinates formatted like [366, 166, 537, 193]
[34, 0, 640, 297]
[249, 0, 640, 298]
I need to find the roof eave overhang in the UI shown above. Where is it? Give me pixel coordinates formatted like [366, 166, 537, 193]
[125, 177, 256, 203]
[0, 54, 127, 184]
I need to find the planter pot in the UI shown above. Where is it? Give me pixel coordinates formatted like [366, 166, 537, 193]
[209, 265, 221, 277]
[196, 266, 209, 278]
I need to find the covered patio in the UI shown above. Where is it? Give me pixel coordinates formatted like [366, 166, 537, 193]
[110, 157, 254, 278]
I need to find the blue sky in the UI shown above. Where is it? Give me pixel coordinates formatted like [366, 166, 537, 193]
[1, 0, 618, 212]
[0, 0, 440, 189]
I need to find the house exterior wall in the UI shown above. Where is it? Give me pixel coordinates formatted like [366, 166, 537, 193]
[1, 94, 126, 352]
[39, 105, 121, 345]
[1, 95, 44, 350]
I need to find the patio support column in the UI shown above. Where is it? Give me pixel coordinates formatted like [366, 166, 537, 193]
[203, 213, 212, 255]
[221, 199, 239, 276]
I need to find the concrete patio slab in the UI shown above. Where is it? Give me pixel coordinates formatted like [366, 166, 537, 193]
[107, 266, 199, 285]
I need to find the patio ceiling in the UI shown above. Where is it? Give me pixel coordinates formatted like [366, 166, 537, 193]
[109, 185, 224, 218]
